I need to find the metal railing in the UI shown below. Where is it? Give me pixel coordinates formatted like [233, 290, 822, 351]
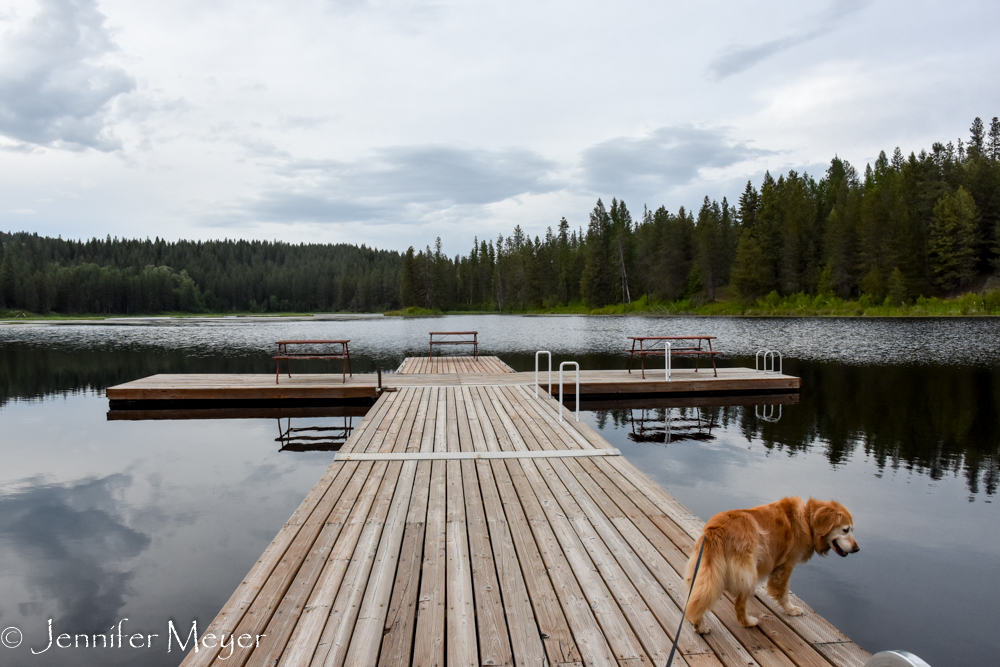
[535, 350, 552, 398]
[558, 361, 580, 422]
[755, 404, 782, 423]
[755, 349, 783, 374]
[664, 341, 672, 380]
[863, 651, 932, 667]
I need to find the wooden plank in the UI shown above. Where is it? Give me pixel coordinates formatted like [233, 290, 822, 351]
[468, 386, 584, 665]
[307, 389, 425, 667]
[522, 436, 715, 660]
[454, 387, 515, 667]
[378, 387, 438, 666]
[475, 386, 618, 666]
[814, 642, 871, 667]
[482, 389, 653, 665]
[274, 392, 421, 666]
[413, 390, 447, 667]
[334, 449, 621, 461]
[498, 388, 690, 666]
[300, 461, 403, 667]
[462, 386, 547, 667]
[445, 389, 479, 667]
[342, 456, 419, 666]
[344, 387, 433, 666]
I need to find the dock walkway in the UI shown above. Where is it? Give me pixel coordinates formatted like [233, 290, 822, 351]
[107, 357, 800, 404]
[179, 380, 866, 667]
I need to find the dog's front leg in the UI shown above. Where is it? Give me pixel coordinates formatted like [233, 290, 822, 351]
[766, 564, 803, 616]
[734, 592, 759, 628]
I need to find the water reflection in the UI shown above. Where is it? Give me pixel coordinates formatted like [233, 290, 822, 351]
[3, 317, 1000, 665]
[275, 417, 354, 452]
[0, 475, 150, 635]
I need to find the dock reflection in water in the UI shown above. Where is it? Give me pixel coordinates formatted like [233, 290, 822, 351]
[275, 416, 355, 452]
[579, 393, 798, 445]
[107, 404, 366, 453]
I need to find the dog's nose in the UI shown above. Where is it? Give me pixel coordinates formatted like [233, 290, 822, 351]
[852, 545, 860, 553]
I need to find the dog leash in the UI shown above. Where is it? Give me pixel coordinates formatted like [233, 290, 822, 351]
[664, 537, 706, 667]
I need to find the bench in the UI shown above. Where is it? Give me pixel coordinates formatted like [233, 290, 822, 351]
[428, 331, 478, 358]
[274, 340, 352, 384]
[627, 336, 720, 378]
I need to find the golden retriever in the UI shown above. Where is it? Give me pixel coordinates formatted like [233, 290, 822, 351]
[683, 497, 858, 633]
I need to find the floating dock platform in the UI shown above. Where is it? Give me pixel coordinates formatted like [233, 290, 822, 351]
[176, 382, 866, 667]
[106, 356, 800, 406]
[157, 357, 866, 667]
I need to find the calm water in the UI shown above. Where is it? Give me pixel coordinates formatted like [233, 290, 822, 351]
[1, 315, 998, 667]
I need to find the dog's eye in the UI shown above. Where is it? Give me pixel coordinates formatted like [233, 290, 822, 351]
[842, 527, 849, 533]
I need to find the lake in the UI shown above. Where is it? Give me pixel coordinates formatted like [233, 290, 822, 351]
[1, 315, 998, 667]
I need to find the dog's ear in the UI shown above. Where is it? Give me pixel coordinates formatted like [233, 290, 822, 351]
[810, 503, 843, 554]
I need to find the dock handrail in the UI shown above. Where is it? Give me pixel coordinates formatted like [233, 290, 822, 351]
[558, 361, 580, 422]
[664, 341, 672, 381]
[535, 350, 552, 398]
[755, 348, 783, 374]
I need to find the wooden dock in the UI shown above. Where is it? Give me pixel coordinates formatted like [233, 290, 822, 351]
[178, 381, 866, 667]
[106, 357, 800, 404]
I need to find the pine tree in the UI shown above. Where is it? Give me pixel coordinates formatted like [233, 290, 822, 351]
[929, 187, 979, 292]
[737, 181, 759, 230]
[989, 117, 1000, 161]
[580, 199, 614, 306]
[400, 247, 420, 306]
[970, 118, 986, 157]
[731, 230, 770, 302]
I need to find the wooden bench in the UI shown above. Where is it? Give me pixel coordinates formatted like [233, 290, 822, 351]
[428, 331, 478, 358]
[274, 340, 352, 384]
[628, 335, 719, 378]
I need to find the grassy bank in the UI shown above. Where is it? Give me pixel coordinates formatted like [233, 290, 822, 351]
[427, 290, 1000, 317]
[5, 290, 1000, 321]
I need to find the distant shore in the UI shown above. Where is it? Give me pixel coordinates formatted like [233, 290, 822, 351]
[5, 289, 1000, 323]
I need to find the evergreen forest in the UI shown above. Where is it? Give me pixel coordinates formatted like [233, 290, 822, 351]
[2, 116, 999, 316]
[0, 237, 402, 314]
[402, 117, 1000, 311]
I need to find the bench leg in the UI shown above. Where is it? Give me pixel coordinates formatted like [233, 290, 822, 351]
[276, 359, 280, 384]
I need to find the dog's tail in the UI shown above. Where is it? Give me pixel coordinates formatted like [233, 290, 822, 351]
[683, 527, 727, 630]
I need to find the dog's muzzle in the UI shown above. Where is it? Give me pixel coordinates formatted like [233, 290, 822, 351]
[832, 540, 859, 557]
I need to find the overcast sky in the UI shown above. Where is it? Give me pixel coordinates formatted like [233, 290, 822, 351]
[1, 0, 998, 255]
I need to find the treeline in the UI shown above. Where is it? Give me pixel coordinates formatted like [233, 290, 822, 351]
[0, 236, 402, 314]
[401, 116, 1000, 309]
[3, 117, 999, 316]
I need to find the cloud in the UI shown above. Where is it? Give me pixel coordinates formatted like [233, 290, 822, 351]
[707, 0, 872, 80]
[0, 0, 135, 150]
[214, 145, 562, 226]
[580, 125, 774, 198]
[0, 474, 150, 633]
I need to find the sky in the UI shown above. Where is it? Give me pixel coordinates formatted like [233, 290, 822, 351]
[0, 0, 998, 256]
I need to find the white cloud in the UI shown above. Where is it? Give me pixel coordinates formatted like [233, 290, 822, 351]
[0, 0, 998, 251]
[0, 0, 135, 151]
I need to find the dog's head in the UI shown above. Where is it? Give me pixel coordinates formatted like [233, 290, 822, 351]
[808, 499, 859, 557]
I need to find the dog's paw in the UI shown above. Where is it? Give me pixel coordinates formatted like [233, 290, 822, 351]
[740, 615, 759, 628]
[784, 605, 804, 616]
[694, 623, 711, 635]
